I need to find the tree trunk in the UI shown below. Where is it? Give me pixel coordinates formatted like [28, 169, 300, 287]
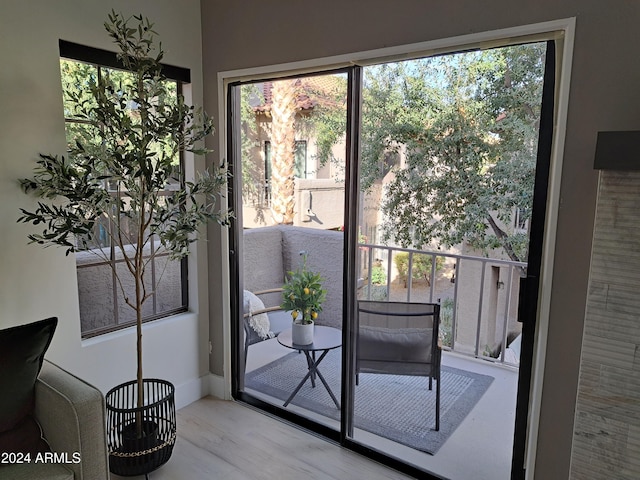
[136, 275, 144, 411]
[135, 237, 145, 437]
[135, 185, 147, 426]
[269, 79, 297, 224]
[486, 214, 527, 276]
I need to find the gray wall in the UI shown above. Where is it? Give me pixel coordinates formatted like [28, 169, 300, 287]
[201, 1, 640, 478]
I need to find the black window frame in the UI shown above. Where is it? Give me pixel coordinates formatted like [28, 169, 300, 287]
[59, 40, 191, 338]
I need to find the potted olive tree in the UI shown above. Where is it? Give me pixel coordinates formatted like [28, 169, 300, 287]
[18, 11, 227, 476]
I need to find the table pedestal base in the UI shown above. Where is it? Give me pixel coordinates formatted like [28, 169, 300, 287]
[283, 350, 340, 409]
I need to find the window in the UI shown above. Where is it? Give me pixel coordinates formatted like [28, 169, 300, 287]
[264, 140, 308, 179]
[59, 41, 190, 338]
[294, 140, 308, 178]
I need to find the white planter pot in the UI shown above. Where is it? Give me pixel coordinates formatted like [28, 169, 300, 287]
[292, 322, 314, 345]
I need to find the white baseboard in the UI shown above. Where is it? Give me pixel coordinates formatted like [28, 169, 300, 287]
[173, 373, 229, 410]
[173, 375, 209, 410]
[208, 373, 229, 400]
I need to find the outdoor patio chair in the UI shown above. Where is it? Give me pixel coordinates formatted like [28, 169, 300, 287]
[243, 288, 290, 368]
[356, 300, 441, 431]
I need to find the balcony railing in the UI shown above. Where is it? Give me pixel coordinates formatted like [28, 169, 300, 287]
[358, 243, 525, 367]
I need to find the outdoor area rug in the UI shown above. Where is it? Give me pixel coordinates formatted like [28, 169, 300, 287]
[245, 349, 494, 454]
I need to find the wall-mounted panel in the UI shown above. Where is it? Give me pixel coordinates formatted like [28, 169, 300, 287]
[571, 171, 640, 479]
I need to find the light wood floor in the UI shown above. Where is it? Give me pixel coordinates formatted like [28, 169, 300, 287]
[111, 344, 518, 480]
[111, 396, 415, 480]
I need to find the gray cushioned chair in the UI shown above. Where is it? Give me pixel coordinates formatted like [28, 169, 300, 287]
[357, 300, 441, 431]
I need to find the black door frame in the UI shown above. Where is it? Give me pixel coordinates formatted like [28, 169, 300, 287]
[511, 40, 556, 480]
[226, 40, 558, 480]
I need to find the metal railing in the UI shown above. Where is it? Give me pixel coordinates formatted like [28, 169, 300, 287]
[359, 243, 526, 367]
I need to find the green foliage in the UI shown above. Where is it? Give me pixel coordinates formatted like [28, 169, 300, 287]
[439, 297, 455, 348]
[370, 265, 387, 285]
[360, 284, 388, 301]
[19, 11, 228, 261]
[281, 253, 327, 324]
[18, 11, 229, 404]
[361, 261, 388, 299]
[393, 252, 444, 286]
[18, 153, 113, 253]
[361, 44, 546, 264]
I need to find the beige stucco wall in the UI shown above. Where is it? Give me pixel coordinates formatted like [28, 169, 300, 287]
[201, 1, 640, 478]
[242, 178, 345, 229]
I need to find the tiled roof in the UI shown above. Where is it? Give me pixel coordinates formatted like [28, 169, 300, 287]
[254, 75, 345, 114]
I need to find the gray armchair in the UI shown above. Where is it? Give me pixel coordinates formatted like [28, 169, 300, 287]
[3, 361, 109, 480]
[357, 301, 441, 431]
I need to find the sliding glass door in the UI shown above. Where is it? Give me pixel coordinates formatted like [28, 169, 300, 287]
[344, 42, 554, 479]
[229, 39, 556, 480]
[228, 71, 350, 432]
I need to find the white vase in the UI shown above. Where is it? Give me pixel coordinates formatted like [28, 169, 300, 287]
[292, 322, 314, 345]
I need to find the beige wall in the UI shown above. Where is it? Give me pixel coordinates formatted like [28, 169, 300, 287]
[0, 0, 211, 408]
[201, 1, 640, 478]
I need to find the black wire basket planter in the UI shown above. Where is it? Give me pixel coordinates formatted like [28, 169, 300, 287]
[106, 379, 176, 478]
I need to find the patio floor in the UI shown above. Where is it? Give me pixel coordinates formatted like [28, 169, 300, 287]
[245, 338, 519, 480]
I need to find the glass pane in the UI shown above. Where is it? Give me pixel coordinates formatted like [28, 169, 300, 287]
[238, 73, 348, 430]
[77, 263, 115, 334]
[63, 58, 186, 337]
[60, 59, 98, 118]
[154, 254, 184, 312]
[73, 212, 110, 251]
[64, 121, 104, 160]
[294, 140, 307, 178]
[115, 261, 155, 324]
[102, 66, 137, 95]
[353, 43, 546, 479]
[101, 66, 181, 171]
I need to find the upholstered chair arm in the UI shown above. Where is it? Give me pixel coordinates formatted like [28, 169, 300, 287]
[243, 288, 285, 318]
[35, 361, 109, 480]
